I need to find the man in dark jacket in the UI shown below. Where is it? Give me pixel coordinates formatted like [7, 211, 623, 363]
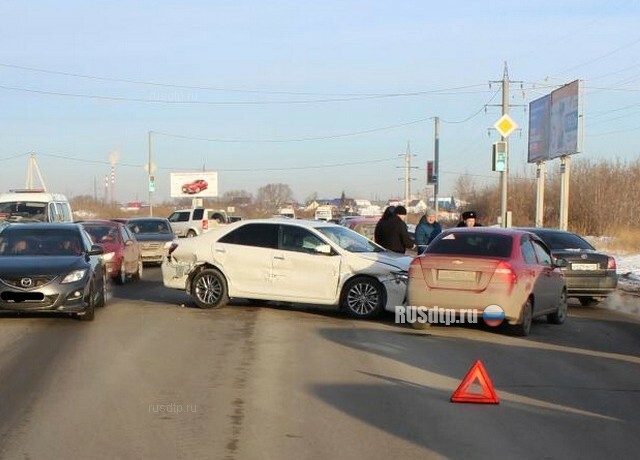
[374, 205, 414, 254]
[456, 210, 482, 227]
[415, 209, 442, 255]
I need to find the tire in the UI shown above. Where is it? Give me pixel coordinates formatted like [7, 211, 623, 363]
[96, 271, 108, 308]
[78, 285, 96, 321]
[186, 230, 197, 238]
[132, 259, 143, 281]
[115, 260, 126, 285]
[340, 277, 385, 319]
[512, 297, 533, 336]
[548, 289, 568, 325]
[191, 269, 229, 309]
[579, 297, 601, 307]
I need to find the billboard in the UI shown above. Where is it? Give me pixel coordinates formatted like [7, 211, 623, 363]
[170, 171, 218, 198]
[527, 80, 580, 163]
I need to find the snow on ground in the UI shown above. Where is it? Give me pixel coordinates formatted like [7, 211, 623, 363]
[612, 253, 640, 293]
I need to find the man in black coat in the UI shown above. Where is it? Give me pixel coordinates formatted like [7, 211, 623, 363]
[374, 205, 414, 254]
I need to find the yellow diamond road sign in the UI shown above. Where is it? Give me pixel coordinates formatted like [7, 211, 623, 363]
[494, 114, 518, 138]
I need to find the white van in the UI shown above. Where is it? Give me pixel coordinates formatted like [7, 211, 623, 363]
[0, 189, 73, 223]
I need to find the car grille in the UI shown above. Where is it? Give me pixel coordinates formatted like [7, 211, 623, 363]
[142, 242, 162, 249]
[0, 275, 58, 290]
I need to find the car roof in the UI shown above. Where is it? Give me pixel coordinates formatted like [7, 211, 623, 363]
[77, 219, 122, 226]
[225, 218, 339, 229]
[518, 227, 577, 235]
[0, 222, 81, 231]
[442, 227, 534, 237]
[123, 217, 169, 222]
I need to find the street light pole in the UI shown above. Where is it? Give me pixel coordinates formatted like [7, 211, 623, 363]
[148, 130, 153, 217]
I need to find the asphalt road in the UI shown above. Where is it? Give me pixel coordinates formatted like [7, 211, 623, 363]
[0, 268, 639, 460]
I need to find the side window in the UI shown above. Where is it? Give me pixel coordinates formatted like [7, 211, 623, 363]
[532, 240, 553, 266]
[520, 238, 538, 265]
[48, 202, 59, 222]
[169, 212, 189, 223]
[55, 203, 65, 222]
[219, 224, 278, 249]
[60, 203, 72, 222]
[280, 225, 324, 253]
[192, 208, 205, 220]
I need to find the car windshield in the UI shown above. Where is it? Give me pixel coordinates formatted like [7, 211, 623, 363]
[0, 201, 47, 222]
[427, 232, 513, 258]
[316, 226, 383, 253]
[533, 231, 594, 251]
[128, 220, 172, 234]
[83, 224, 120, 244]
[0, 228, 83, 256]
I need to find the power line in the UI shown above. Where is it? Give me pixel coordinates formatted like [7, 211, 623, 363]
[0, 152, 29, 162]
[440, 89, 501, 124]
[0, 61, 486, 97]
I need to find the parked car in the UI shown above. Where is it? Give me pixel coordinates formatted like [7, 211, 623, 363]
[343, 216, 379, 241]
[161, 218, 411, 318]
[408, 227, 568, 336]
[117, 217, 175, 265]
[79, 220, 143, 284]
[181, 179, 208, 194]
[168, 208, 232, 237]
[521, 228, 618, 306]
[0, 223, 106, 321]
[0, 189, 73, 223]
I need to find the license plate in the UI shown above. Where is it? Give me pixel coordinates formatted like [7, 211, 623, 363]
[571, 263, 599, 271]
[438, 270, 476, 281]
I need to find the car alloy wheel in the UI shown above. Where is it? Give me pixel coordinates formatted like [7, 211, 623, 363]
[512, 297, 533, 336]
[192, 269, 229, 309]
[341, 277, 384, 319]
[116, 260, 127, 285]
[78, 285, 96, 321]
[548, 289, 567, 325]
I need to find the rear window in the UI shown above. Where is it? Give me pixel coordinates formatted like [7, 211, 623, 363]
[532, 231, 594, 251]
[0, 201, 47, 222]
[427, 232, 513, 258]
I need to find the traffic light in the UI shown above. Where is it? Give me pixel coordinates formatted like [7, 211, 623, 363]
[492, 142, 507, 172]
[149, 175, 156, 192]
[427, 161, 435, 184]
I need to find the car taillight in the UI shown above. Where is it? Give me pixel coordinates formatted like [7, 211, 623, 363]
[409, 256, 422, 278]
[202, 219, 208, 230]
[494, 261, 517, 284]
[168, 243, 178, 257]
[607, 256, 616, 269]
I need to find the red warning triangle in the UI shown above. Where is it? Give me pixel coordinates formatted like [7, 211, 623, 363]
[450, 360, 499, 404]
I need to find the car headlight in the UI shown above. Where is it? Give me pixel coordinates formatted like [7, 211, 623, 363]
[392, 271, 409, 283]
[102, 252, 115, 262]
[62, 269, 87, 284]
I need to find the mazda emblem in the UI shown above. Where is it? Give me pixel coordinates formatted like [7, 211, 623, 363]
[20, 277, 33, 288]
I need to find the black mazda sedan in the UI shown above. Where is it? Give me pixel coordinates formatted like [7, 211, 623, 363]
[0, 223, 106, 321]
[522, 228, 618, 306]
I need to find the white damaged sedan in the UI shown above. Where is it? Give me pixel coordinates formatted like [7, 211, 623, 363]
[162, 218, 411, 318]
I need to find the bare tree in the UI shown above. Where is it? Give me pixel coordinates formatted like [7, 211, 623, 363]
[255, 183, 294, 213]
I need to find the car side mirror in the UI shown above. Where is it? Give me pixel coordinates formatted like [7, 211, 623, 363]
[89, 245, 104, 256]
[554, 257, 568, 268]
[125, 239, 134, 246]
[315, 244, 333, 255]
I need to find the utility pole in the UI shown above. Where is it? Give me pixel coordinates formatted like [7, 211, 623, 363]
[25, 153, 47, 191]
[148, 130, 153, 217]
[434, 117, 440, 217]
[489, 62, 523, 227]
[398, 142, 417, 207]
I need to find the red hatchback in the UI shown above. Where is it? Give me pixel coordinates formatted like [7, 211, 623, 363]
[79, 220, 143, 285]
[408, 227, 568, 336]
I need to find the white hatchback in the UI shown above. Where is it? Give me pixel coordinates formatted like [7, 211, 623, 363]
[161, 218, 411, 318]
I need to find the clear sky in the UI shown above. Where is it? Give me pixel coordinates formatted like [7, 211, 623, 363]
[0, 0, 639, 204]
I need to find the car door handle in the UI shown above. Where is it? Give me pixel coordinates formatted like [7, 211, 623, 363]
[214, 248, 226, 253]
[273, 255, 285, 260]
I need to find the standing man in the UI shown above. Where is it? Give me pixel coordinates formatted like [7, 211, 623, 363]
[415, 209, 442, 255]
[456, 210, 482, 227]
[374, 205, 414, 254]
